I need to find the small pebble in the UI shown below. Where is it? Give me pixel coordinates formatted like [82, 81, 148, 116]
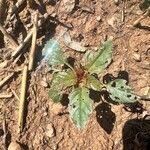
[51, 13, 57, 17]
[96, 16, 101, 22]
[108, 36, 114, 40]
[59, 0, 75, 14]
[51, 103, 64, 115]
[57, 127, 64, 133]
[40, 80, 48, 87]
[45, 123, 55, 138]
[107, 16, 116, 28]
[43, 112, 48, 117]
[114, 0, 119, 5]
[50, 144, 58, 150]
[132, 53, 141, 62]
[8, 142, 22, 150]
[140, 87, 150, 96]
[142, 110, 148, 118]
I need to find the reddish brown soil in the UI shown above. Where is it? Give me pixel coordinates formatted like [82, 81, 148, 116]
[0, 0, 150, 150]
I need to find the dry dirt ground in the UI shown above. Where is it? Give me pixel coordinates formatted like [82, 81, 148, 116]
[0, 0, 150, 149]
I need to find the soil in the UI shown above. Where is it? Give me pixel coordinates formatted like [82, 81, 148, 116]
[0, 0, 150, 150]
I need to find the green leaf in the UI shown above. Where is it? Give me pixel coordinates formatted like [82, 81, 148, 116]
[86, 75, 103, 91]
[140, 0, 150, 10]
[49, 69, 77, 102]
[42, 39, 66, 65]
[48, 89, 63, 103]
[52, 69, 77, 87]
[82, 50, 95, 66]
[68, 87, 92, 128]
[84, 40, 112, 74]
[106, 79, 140, 103]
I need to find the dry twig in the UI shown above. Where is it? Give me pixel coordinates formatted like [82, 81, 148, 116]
[10, 89, 20, 101]
[0, 68, 22, 72]
[0, 61, 8, 68]
[12, 54, 22, 66]
[0, 23, 18, 48]
[8, 0, 25, 16]
[18, 65, 28, 133]
[3, 114, 7, 150]
[0, 73, 14, 89]
[0, 93, 13, 99]
[133, 7, 150, 26]
[12, 13, 49, 59]
[28, 13, 38, 71]
[12, 30, 33, 58]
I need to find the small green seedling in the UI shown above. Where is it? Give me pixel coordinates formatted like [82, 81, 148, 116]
[42, 39, 140, 128]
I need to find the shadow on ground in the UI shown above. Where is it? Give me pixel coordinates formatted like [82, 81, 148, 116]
[95, 102, 116, 134]
[122, 118, 150, 150]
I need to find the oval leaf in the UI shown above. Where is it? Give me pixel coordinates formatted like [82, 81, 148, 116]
[68, 87, 92, 128]
[84, 40, 112, 74]
[49, 69, 77, 102]
[42, 39, 66, 65]
[106, 79, 140, 103]
[48, 89, 63, 103]
[86, 75, 103, 91]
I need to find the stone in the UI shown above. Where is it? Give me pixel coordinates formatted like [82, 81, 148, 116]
[8, 142, 22, 150]
[45, 123, 55, 138]
[51, 103, 64, 115]
[40, 80, 48, 87]
[96, 16, 101, 22]
[132, 53, 141, 62]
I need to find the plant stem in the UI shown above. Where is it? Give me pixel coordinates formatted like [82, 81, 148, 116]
[65, 62, 75, 73]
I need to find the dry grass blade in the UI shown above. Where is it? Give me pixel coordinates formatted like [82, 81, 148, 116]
[133, 7, 150, 26]
[10, 89, 20, 101]
[0, 93, 13, 99]
[12, 30, 33, 58]
[3, 114, 7, 150]
[18, 65, 28, 133]
[11, 13, 49, 59]
[28, 13, 38, 71]
[13, 54, 22, 66]
[0, 23, 18, 48]
[0, 68, 22, 72]
[8, 0, 25, 16]
[0, 61, 8, 68]
[0, 73, 14, 89]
